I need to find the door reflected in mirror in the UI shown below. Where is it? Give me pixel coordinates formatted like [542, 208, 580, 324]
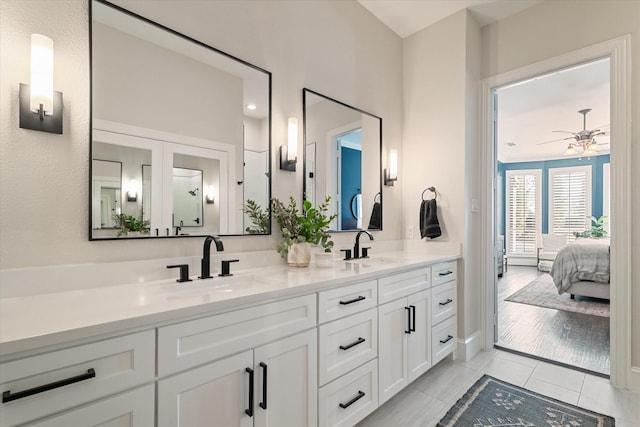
[303, 89, 382, 232]
[90, 0, 271, 239]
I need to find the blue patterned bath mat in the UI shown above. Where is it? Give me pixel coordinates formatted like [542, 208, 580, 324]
[437, 375, 614, 426]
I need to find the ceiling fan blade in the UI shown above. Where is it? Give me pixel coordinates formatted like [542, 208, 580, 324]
[552, 130, 577, 135]
[536, 136, 574, 145]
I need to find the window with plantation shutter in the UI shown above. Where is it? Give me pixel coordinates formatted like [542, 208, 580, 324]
[505, 169, 541, 257]
[549, 166, 592, 240]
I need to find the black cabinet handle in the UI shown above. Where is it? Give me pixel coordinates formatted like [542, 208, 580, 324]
[404, 307, 411, 334]
[339, 390, 366, 409]
[339, 337, 366, 351]
[245, 367, 254, 417]
[259, 362, 267, 410]
[2, 368, 96, 404]
[440, 335, 454, 344]
[439, 298, 453, 306]
[439, 270, 453, 276]
[410, 305, 416, 332]
[339, 296, 365, 305]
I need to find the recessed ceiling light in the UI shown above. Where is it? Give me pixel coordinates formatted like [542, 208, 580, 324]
[246, 103, 257, 110]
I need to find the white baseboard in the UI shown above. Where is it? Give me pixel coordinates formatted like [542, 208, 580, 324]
[456, 330, 481, 362]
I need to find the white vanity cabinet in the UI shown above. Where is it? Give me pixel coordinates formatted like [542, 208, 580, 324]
[377, 268, 432, 405]
[0, 330, 155, 427]
[317, 280, 379, 427]
[157, 295, 318, 427]
[430, 261, 458, 365]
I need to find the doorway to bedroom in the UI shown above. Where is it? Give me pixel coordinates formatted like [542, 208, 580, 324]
[493, 58, 611, 376]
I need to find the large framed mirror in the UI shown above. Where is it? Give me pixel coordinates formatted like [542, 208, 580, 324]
[303, 89, 382, 232]
[90, 0, 271, 239]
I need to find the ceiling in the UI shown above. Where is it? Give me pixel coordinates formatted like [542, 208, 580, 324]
[357, 0, 610, 164]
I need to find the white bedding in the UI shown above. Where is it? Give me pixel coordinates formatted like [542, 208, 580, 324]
[550, 238, 610, 294]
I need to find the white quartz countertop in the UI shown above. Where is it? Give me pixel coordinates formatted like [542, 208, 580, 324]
[0, 250, 458, 358]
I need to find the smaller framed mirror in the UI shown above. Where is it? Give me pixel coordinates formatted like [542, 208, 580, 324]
[303, 89, 382, 232]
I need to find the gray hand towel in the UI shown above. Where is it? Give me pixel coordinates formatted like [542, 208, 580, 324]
[420, 199, 441, 239]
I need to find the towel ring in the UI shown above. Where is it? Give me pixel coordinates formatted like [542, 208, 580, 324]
[422, 186, 436, 201]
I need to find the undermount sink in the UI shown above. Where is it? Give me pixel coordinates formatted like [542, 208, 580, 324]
[155, 274, 273, 299]
[345, 256, 406, 267]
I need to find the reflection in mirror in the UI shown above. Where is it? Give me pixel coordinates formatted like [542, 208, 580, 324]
[303, 89, 382, 232]
[92, 159, 121, 230]
[90, 0, 271, 239]
[172, 168, 203, 229]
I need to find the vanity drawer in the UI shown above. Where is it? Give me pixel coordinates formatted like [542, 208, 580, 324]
[318, 359, 378, 427]
[431, 261, 457, 287]
[318, 280, 377, 324]
[431, 280, 457, 325]
[319, 309, 377, 386]
[378, 268, 430, 304]
[158, 294, 316, 376]
[432, 316, 457, 365]
[0, 330, 155, 427]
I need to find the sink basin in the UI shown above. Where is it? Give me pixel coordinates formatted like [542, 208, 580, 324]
[345, 256, 406, 267]
[154, 274, 274, 300]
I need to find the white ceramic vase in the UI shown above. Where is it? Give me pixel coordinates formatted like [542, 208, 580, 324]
[314, 252, 334, 268]
[287, 242, 312, 267]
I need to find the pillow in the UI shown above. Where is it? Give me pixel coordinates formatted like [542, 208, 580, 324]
[541, 234, 567, 251]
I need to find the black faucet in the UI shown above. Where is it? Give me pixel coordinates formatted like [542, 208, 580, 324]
[353, 230, 374, 259]
[199, 235, 224, 279]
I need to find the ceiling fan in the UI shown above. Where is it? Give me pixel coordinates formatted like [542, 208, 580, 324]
[536, 108, 609, 157]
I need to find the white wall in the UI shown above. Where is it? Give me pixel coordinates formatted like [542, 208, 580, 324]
[480, 0, 640, 379]
[403, 10, 477, 350]
[0, 0, 403, 269]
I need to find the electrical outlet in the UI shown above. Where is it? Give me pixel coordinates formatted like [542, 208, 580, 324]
[406, 226, 414, 239]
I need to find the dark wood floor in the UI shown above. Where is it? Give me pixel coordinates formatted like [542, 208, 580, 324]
[497, 266, 610, 376]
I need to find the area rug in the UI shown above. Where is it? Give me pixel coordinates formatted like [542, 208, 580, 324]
[437, 375, 615, 426]
[504, 274, 610, 317]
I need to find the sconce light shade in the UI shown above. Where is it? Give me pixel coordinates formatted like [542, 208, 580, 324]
[206, 186, 215, 204]
[127, 180, 138, 202]
[280, 117, 297, 171]
[384, 149, 398, 186]
[19, 34, 63, 134]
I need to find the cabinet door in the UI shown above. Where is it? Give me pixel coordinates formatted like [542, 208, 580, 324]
[254, 329, 317, 427]
[27, 385, 154, 427]
[157, 351, 253, 427]
[407, 289, 431, 383]
[377, 298, 409, 405]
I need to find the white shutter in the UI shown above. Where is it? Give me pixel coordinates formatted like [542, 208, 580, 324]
[505, 169, 541, 257]
[549, 166, 592, 240]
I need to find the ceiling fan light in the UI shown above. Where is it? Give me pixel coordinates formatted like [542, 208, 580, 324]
[587, 142, 599, 151]
[563, 145, 577, 156]
[583, 148, 598, 157]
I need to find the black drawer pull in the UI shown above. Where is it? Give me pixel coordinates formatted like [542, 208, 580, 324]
[404, 306, 411, 334]
[259, 362, 267, 410]
[2, 368, 96, 404]
[439, 298, 453, 306]
[339, 337, 366, 351]
[440, 335, 454, 344]
[245, 367, 254, 417]
[339, 390, 365, 409]
[409, 305, 416, 332]
[438, 270, 453, 276]
[339, 296, 366, 305]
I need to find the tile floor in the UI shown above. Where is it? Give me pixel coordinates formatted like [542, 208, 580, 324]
[357, 349, 640, 426]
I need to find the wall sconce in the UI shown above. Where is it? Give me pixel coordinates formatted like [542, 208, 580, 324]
[19, 34, 63, 134]
[127, 180, 138, 202]
[384, 149, 398, 186]
[206, 186, 215, 204]
[279, 117, 297, 172]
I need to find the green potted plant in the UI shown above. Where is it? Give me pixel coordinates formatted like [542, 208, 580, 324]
[574, 215, 608, 239]
[243, 199, 270, 234]
[271, 196, 337, 267]
[113, 212, 150, 237]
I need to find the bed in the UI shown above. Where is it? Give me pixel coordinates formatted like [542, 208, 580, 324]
[550, 238, 610, 300]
